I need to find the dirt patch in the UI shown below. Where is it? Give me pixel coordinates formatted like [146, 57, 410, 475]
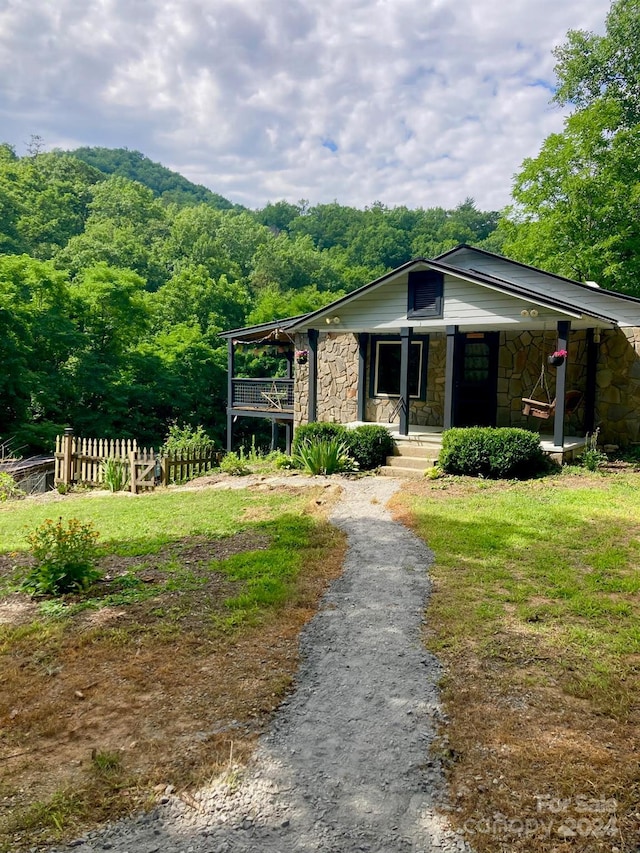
[0, 487, 347, 852]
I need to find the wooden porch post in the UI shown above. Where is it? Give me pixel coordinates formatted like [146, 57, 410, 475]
[270, 419, 278, 451]
[444, 325, 458, 430]
[226, 338, 235, 452]
[285, 423, 292, 455]
[584, 328, 598, 435]
[62, 426, 74, 487]
[553, 320, 570, 448]
[308, 329, 318, 423]
[357, 333, 369, 423]
[399, 327, 411, 436]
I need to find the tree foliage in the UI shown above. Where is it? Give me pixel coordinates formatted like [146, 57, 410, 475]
[0, 144, 499, 451]
[503, 0, 640, 294]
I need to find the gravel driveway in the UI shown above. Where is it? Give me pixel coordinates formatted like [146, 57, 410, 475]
[51, 476, 469, 853]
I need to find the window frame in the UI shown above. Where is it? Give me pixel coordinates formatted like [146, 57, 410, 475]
[369, 334, 429, 400]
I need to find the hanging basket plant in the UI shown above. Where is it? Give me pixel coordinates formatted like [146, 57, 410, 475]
[295, 349, 308, 365]
[548, 349, 567, 367]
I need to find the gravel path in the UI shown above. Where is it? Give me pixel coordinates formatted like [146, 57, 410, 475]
[51, 476, 469, 853]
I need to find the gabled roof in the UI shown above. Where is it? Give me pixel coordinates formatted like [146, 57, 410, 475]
[436, 244, 640, 306]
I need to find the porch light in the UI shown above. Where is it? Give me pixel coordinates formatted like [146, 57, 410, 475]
[530, 309, 539, 317]
[332, 316, 341, 324]
[520, 309, 529, 317]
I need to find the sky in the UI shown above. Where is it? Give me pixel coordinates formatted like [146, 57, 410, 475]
[0, 0, 611, 212]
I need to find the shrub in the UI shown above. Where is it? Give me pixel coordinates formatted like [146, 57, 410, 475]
[22, 517, 101, 596]
[294, 438, 357, 475]
[345, 425, 395, 470]
[292, 422, 348, 455]
[220, 451, 251, 476]
[438, 427, 548, 479]
[160, 423, 215, 455]
[101, 457, 129, 492]
[0, 471, 24, 501]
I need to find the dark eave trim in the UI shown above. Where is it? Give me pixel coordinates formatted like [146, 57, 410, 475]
[219, 313, 310, 339]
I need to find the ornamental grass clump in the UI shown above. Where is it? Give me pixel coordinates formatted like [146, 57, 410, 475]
[22, 517, 102, 596]
[294, 438, 357, 475]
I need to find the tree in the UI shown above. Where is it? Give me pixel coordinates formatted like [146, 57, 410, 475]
[502, 0, 640, 294]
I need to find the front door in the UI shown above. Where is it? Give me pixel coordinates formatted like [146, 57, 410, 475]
[453, 332, 499, 427]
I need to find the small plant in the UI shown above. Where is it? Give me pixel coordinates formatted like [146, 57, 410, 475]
[295, 349, 308, 365]
[294, 438, 357, 475]
[0, 471, 24, 501]
[581, 428, 608, 471]
[220, 450, 251, 476]
[91, 749, 122, 774]
[100, 457, 129, 492]
[22, 517, 101, 596]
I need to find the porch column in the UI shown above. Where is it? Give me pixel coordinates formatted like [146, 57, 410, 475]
[443, 325, 458, 430]
[399, 327, 412, 436]
[285, 423, 292, 455]
[271, 419, 279, 452]
[357, 333, 369, 423]
[553, 320, 570, 448]
[226, 337, 235, 452]
[308, 329, 318, 423]
[584, 328, 598, 435]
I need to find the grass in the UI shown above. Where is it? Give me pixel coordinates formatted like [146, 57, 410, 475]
[391, 471, 640, 853]
[0, 483, 347, 852]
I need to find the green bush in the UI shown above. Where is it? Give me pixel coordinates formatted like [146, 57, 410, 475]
[220, 450, 251, 476]
[581, 429, 608, 471]
[345, 425, 395, 470]
[0, 472, 24, 501]
[160, 423, 215, 455]
[292, 422, 348, 455]
[22, 517, 102, 596]
[438, 427, 548, 479]
[294, 438, 356, 475]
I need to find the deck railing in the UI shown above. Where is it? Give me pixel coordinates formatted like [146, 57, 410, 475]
[231, 378, 294, 411]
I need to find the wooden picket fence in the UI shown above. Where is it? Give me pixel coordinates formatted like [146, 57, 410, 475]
[54, 431, 219, 494]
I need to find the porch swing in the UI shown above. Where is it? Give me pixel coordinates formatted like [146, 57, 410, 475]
[522, 362, 555, 419]
[521, 352, 583, 420]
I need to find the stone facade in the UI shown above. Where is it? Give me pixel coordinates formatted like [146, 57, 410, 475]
[293, 332, 359, 427]
[293, 328, 640, 445]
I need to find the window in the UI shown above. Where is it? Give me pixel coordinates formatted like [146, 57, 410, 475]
[407, 269, 444, 318]
[372, 339, 426, 398]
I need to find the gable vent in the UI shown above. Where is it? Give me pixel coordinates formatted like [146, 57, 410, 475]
[408, 270, 444, 317]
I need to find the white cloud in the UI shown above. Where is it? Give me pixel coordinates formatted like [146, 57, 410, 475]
[0, 0, 611, 210]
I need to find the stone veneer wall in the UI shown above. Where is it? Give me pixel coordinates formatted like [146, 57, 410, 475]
[595, 328, 640, 445]
[497, 329, 588, 434]
[293, 332, 359, 427]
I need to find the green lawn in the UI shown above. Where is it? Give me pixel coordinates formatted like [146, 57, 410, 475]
[392, 471, 640, 853]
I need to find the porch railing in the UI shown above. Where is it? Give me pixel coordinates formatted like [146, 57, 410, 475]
[231, 378, 294, 411]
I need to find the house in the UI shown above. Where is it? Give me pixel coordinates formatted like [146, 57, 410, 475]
[220, 245, 640, 461]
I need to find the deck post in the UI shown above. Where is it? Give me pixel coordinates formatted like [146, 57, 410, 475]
[285, 422, 292, 455]
[399, 327, 411, 436]
[62, 426, 74, 487]
[553, 321, 570, 448]
[444, 325, 457, 429]
[308, 329, 318, 423]
[357, 333, 369, 422]
[271, 419, 279, 451]
[226, 338, 235, 452]
[584, 328, 598, 435]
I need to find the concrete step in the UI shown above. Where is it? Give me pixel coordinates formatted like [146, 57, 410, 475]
[379, 464, 425, 478]
[393, 445, 439, 459]
[385, 455, 435, 471]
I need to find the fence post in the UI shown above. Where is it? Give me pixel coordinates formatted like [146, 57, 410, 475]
[129, 449, 137, 495]
[62, 427, 74, 487]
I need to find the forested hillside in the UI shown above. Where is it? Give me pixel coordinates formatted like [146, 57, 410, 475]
[0, 142, 500, 452]
[67, 147, 238, 210]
